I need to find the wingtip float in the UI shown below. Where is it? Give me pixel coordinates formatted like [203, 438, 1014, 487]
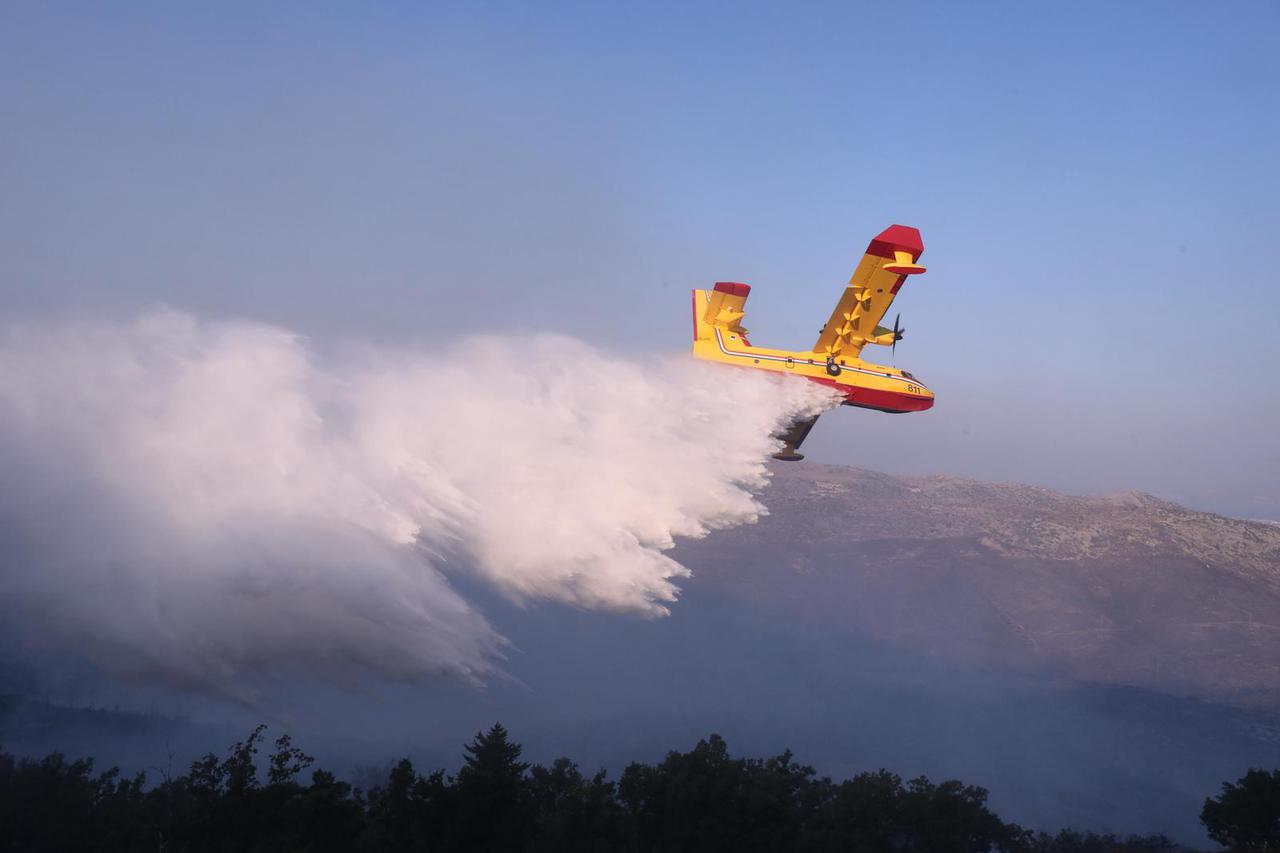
[691, 224, 934, 461]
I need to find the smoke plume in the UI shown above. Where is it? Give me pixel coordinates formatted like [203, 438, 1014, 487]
[0, 309, 835, 698]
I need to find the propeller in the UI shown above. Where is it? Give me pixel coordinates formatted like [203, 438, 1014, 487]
[891, 313, 905, 356]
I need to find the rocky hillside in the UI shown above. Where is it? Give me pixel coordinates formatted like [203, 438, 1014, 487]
[4, 463, 1277, 843]
[678, 464, 1280, 710]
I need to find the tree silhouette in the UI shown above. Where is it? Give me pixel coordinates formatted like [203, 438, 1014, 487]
[528, 756, 621, 852]
[267, 733, 314, 786]
[362, 758, 447, 852]
[1027, 829, 1177, 852]
[295, 768, 364, 853]
[618, 734, 822, 852]
[0, 723, 1223, 853]
[0, 751, 147, 853]
[453, 722, 532, 852]
[1201, 767, 1280, 851]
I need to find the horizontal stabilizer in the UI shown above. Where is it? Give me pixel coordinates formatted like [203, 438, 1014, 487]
[693, 282, 753, 341]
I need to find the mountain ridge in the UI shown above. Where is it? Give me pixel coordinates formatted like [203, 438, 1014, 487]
[675, 462, 1280, 710]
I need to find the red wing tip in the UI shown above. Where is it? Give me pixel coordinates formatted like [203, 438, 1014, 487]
[867, 225, 924, 259]
[713, 281, 751, 297]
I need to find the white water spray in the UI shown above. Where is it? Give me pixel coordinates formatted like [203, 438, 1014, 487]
[0, 309, 837, 698]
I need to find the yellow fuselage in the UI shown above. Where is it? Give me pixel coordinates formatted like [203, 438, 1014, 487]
[691, 288, 933, 413]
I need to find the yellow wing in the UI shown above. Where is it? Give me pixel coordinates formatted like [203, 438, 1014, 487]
[814, 225, 926, 360]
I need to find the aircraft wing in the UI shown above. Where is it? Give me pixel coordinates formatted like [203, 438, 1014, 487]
[813, 225, 926, 360]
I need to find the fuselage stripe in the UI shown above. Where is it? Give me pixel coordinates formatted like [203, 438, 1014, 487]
[711, 327, 924, 388]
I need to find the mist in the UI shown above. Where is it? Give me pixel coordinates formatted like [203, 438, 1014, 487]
[0, 308, 836, 700]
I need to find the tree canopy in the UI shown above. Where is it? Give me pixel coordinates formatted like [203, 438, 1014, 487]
[1201, 767, 1280, 851]
[0, 725, 1210, 852]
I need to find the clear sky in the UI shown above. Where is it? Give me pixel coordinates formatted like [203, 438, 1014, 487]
[1, 1, 1277, 517]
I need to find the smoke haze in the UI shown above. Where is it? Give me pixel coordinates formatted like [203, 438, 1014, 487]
[0, 309, 836, 700]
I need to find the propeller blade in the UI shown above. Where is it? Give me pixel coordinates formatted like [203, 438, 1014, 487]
[892, 313, 901, 355]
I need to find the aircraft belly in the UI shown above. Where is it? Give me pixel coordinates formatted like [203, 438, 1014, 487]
[809, 378, 935, 413]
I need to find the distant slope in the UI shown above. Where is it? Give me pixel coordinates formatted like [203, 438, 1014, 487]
[4, 463, 1279, 845]
[678, 463, 1280, 709]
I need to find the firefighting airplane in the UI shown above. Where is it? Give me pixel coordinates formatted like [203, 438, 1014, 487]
[692, 224, 933, 461]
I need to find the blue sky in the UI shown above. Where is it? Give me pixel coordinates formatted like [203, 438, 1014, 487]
[2, 1, 1277, 516]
